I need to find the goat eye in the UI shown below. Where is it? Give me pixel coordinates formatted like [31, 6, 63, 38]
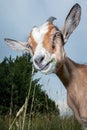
[51, 31, 63, 49]
[52, 43, 55, 49]
[52, 32, 58, 49]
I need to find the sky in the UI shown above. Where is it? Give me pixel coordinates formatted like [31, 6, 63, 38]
[0, 0, 87, 115]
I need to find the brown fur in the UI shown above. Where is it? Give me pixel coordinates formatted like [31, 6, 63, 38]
[43, 23, 57, 53]
[29, 33, 37, 53]
[57, 57, 87, 126]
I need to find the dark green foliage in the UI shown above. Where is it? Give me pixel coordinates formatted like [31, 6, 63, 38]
[0, 54, 59, 116]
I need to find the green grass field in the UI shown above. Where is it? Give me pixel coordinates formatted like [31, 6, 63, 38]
[0, 114, 82, 130]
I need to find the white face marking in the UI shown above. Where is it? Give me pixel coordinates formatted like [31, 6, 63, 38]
[33, 43, 52, 71]
[33, 43, 58, 74]
[31, 22, 65, 74]
[32, 22, 49, 44]
[32, 22, 55, 74]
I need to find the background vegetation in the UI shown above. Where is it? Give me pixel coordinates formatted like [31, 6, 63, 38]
[0, 54, 82, 130]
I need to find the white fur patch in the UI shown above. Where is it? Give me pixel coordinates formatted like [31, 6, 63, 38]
[33, 43, 50, 67]
[32, 22, 49, 44]
[32, 22, 50, 68]
[31, 22, 57, 74]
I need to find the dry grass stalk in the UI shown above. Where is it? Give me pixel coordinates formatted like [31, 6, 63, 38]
[8, 104, 25, 130]
[22, 66, 35, 130]
[28, 84, 36, 130]
[9, 67, 35, 130]
[16, 104, 25, 118]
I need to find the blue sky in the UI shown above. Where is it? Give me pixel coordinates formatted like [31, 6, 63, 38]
[0, 0, 87, 114]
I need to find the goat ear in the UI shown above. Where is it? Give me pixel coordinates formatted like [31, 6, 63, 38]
[4, 38, 30, 52]
[62, 3, 81, 43]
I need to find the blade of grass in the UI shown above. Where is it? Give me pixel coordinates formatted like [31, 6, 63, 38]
[22, 67, 34, 130]
[28, 84, 36, 130]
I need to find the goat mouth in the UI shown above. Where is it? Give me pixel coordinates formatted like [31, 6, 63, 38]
[39, 60, 52, 71]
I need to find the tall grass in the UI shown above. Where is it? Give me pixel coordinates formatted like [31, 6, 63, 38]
[29, 114, 82, 130]
[0, 114, 82, 130]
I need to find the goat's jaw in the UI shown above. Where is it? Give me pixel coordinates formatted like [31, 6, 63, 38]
[40, 59, 57, 74]
[33, 55, 57, 74]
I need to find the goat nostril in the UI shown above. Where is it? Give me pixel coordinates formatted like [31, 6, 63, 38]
[34, 58, 38, 65]
[34, 56, 45, 65]
[40, 56, 44, 62]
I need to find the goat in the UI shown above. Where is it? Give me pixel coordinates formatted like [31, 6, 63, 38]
[4, 3, 87, 130]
